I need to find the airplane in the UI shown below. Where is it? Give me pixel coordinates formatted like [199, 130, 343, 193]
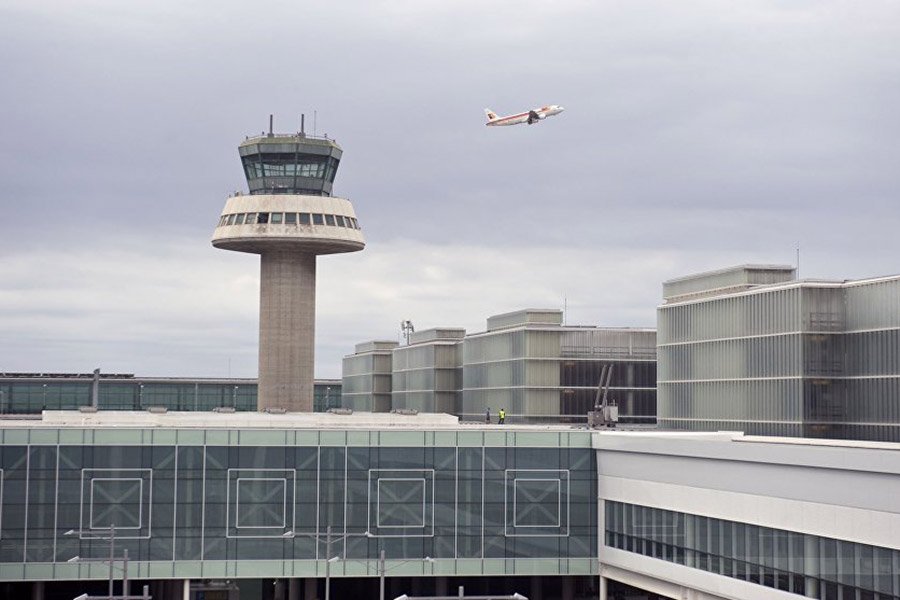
[484, 104, 565, 126]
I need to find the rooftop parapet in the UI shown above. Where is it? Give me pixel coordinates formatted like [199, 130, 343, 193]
[487, 309, 563, 331]
[409, 327, 466, 345]
[662, 264, 796, 303]
[353, 340, 400, 354]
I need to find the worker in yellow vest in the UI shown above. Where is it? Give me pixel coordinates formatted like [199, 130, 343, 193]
[498, 408, 506, 424]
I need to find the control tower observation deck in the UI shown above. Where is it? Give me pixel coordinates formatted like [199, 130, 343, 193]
[212, 120, 364, 412]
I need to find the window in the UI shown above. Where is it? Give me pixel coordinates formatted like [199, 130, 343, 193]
[285, 213, 297, 224]
[271, 213, 283, 224]
[235, 214, 245, 225]
[245, 213, 257, 224]
[335, 215, 346, 227]
[299, 213, 311, 225]
[312, 214, 324, 225]
[226, 214, 235, 225]
[325, 214, 335, 226]
[607, 501, 900, 600]
[258, 213, 269, 224]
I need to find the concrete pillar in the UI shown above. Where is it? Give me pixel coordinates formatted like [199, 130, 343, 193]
[303, 577, 318, 600]
[259, 251, 317, 412]
[685, 515, 695, 568]
[289, 578, 301, 600]
[598, 576, 607, 600]
[274, 579, 287, 600]
[529, 575, 543, 600]
[561, 576, 574, 600]
[183, 579, 191, 600]
[803, 534, 819, 598]
[30, 581, 44, 600]
[435, 577, 448, 596]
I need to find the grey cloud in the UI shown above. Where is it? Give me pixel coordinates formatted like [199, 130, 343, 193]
[1, 0, 898, 376]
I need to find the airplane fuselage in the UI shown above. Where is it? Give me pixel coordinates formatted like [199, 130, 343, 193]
[485, 105, 565, 126]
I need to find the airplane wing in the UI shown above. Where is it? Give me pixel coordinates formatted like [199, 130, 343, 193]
[527, 110, 540, 124]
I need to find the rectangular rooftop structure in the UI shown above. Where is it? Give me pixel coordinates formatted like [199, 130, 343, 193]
[409, 327, 466, 345]
[662, 264, 796, 302]
[353, 340, 400, 353]
[486, 308, 563, 331]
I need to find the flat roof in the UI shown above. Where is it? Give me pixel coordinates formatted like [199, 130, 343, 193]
[0, 410, 587, 431]
[3, 413, 897, 452]
[662, 264, 795, 285]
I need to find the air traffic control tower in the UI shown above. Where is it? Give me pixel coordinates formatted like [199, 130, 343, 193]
[212, 117, 364, 412]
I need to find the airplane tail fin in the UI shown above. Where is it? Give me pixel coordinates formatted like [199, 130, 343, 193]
[484, 108, 498, 121]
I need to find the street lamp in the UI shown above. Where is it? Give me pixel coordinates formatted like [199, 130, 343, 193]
[65, 524, 128, 600]
[70, 587, 150, 600]
[283, 526, 370, 600]
[375, 548, 434, 600]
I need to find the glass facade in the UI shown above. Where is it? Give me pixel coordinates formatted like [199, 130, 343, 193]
[392, 331, 464, 415]
[217, 212, 360, 230]
[605, 501, 900, 600]
[342, 342, 398, 412]
[0, 376, 341, 414]
[462, 319, 657, 424]
[238, 135, 342, 196]
[343, 312, 656, 424]
[658, 275, 900, 441]
[0, 427, 596, 581]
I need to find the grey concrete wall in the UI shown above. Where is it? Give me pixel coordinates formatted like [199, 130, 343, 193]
[259, 251, 316, 411]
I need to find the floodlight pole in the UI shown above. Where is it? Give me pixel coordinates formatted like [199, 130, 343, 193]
[122, 549, 128, 600]
[325, 526, 332, 600]
[379, 548, 386, 600]
[108, 524, 115, 600]
[67, 523, 133, 600]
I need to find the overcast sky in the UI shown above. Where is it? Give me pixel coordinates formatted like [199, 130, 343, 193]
[1, 0, 899, 378]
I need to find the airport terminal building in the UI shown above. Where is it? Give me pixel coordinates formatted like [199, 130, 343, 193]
[343, 310, 658, 426]
[0, 374, 342, 415]
[657, 265, 900, 442]
[0, 411, 897, 600]
[3, 116, 898, 600]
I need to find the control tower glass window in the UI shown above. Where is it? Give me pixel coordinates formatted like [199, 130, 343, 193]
[325, 157, 339, 182]
[237, 134, 342, 196]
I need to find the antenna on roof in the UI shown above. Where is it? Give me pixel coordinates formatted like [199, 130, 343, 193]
[796, 242, 801, 279]
[268, 114, 274, 137]
[401, 320, 415, 345]
[300, 114, 305, 136]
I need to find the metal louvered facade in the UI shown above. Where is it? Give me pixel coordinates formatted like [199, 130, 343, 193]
[658, 266, 900, 441]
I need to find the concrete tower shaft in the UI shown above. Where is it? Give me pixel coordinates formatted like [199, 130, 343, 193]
[212, 128, 364, 412]
[259, 251, 316, 410]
